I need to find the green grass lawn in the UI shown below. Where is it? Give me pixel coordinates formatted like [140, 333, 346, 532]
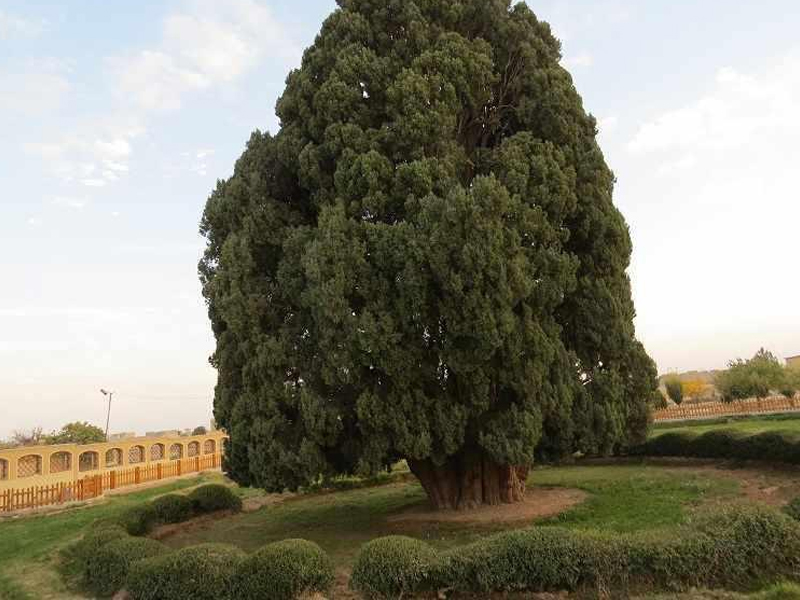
[652, 413, 800, 438]
[160, 464, 740, 568]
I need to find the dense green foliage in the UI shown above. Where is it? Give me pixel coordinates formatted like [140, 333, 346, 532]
[85, 536, 167, 597]
[715, 348, 794, 402]
[663, 376, 683, 405]
[45, 421, 106, 445]
[353, 507, 800, 597]
[785, 497, 800, 522]
[200, 0, 656, 501]
[636, 429, 800, 464]
[126, 544, 246, 600]
[116, 503, 160, 536]
[189, 483, 243, 513]
[232, 539, 335, 600]
[350, 536, 438, 598]
[151, 494, 195, 524]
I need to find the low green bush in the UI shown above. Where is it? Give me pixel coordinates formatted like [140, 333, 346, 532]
[116, 503, 159, 536]
[233, 539, 334, 600]
[638, 429, 800, 464]
[784, 497, 800, 521]
[85, 536, 167, 597]
[126, 543, 246, 600]
[71, 524, 129, 563]
[151, 493, 195, 524]
[350, 536, 438, 599]
[352, 506, 800, 598]
[188, 484, 242, 514]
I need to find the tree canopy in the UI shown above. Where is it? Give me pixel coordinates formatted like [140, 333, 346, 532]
[200, 0, 657, 509]
[716, 348, 796, 402]
[46, 422, 106, 445]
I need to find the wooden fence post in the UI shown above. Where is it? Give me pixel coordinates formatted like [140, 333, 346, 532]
[156, 463, 162, 480]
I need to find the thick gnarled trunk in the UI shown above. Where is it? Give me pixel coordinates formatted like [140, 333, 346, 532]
[408, 453, 529, 511]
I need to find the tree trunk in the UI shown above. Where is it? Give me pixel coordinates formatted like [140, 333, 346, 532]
[407, 452, 529, 511]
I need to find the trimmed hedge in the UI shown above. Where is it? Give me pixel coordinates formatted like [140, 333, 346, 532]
[188, 484, 242, 514]
[636, 429, 800, 464]
[233, 539, 335, 600]
[151, 493, 195, 524]
[350, 536, 439, 599]
[72, 524, 129, 564]
[85, 536, 167, 597]
[351, 506, 800, 598]
[126, 543, 246, 600]
[116, 503, 160, 536]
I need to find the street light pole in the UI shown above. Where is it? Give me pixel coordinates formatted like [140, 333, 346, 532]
[100, 389, 114, 441]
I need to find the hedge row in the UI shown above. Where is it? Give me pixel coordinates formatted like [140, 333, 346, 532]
[114, 483, 242, 536]
[633, 430, 800, 464]
[350, 506, 800, 598]
[126, 539, 334, 600]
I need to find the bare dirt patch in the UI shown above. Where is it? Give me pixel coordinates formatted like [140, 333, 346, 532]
[388, 486, 587, 525]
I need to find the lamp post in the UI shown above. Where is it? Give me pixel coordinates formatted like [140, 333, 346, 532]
[100, 389, 114, 441]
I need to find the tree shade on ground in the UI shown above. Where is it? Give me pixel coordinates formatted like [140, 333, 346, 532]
[200, 0, 657, 509]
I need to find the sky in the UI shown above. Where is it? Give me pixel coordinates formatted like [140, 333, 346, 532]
[1, 0, 799, 438]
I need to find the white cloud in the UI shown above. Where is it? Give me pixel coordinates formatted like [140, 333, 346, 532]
[598, 115, 619, 134]
[562, 53, 594, 69]
[111, 0, 299, 111]
[628, 53, 800, 154]
[24, 134, 135, 187]
[0, 10, 45, 39]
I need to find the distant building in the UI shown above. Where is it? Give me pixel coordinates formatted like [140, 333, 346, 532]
[787, 355, 800, 370]
[108, 432, 137, 441]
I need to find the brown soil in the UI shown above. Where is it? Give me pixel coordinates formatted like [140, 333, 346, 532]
[389, 486, 587, 525]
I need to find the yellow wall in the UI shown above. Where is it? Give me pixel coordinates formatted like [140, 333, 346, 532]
[0, 431, 227, 491]
[787, 356, 800, 370]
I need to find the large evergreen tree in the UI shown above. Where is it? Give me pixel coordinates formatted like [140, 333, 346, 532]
[200, 0, 657, 510]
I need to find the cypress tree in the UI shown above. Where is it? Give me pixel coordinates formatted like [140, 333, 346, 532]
[200, 0, 657, 509]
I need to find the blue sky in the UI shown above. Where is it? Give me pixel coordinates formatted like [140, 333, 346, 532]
[2, 0, 799, 437]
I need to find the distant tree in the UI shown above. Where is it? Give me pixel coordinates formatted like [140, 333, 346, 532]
[715, 348, 786, 402]
[46, 422, 106, 445]
[681, 379, 708, 401]
[192, 426, 208, 435]
[11, 427, 44, 447]
[779, 368, 799, 399]
[664, 376, 683, 405]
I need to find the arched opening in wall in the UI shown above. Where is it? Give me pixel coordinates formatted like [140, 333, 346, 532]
[50, 451, 72, 473]
[203, 439, 216, 455]
[105, 448, 123, 467]
[18, 455, 42, 478]
[128, 445, 145, 464]
[187, 441, 200, 457]
[79, 451, 99, 472]
[169, 443, 183, 460]
[0, 458, 8, 480]
[150, 444, 165, 461]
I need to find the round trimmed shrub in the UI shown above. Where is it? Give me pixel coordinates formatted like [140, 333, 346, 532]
[689, 429, 743, 459]
[73, 524, 129, 562]
[152, 493, 195, 524]
[126, 543, 246, 600]
[232, 539, 334, 600]
[188, 484, 242, 514]
[784, 497, 800, 521]
[350, 536, 438, 599]
[641, 432, 696, 457]
[117, 503, 159, 536]
[734, 432, 798, 463]
[85, 536, 167, 597]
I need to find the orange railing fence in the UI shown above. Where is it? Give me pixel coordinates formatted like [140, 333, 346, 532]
[653, 395, 800, 423]
[0, 453, 221, 513]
